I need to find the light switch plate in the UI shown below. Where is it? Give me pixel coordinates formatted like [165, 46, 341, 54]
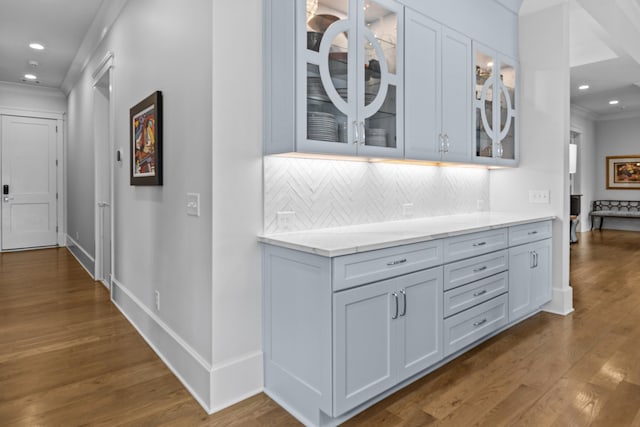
[186, 193, 200, 216]
[277, 211, 296, 230]
[402, 203, 414, 218]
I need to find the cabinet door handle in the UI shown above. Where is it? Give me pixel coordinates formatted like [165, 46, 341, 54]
[534, 251, 539, 268]
[473, 289, 488, 297]
[528, 230, 538, 235]
[352, 121, 359, 144]
[387, 258, 407, 267]
[530, 251, 535, 268]
[473, 241, 487, 247]
[391, 292, 399, 319]
[400, 289, 407, 317]
[444, 134, 450, 153]
[473, 318, 488, 327]
[360, 121, 366, 145]
[438, 134, 444, 152]
[473, 266, 488, 273]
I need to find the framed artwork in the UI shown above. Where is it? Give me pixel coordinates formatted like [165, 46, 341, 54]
[606, 155, 640, 189]
[130, 91, 162, 185]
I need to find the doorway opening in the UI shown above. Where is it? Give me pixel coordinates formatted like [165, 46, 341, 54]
[93, 57, 113, 289]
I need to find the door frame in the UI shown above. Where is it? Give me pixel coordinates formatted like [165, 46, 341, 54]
[0, 107, 65, 250]
[92, 52, 115, 288]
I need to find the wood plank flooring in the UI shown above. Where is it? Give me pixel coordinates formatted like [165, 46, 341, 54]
[1, 230, 640, 426]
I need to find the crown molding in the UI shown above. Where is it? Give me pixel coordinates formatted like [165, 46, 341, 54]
[60, 0, 129, 94]
[570, 104, 598, 121]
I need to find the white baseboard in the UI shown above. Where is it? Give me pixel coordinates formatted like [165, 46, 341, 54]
[209, 351, 264, 413]
[543, 286, 574, 316]
[66, 235, 95, 279]
[110, 278, 212, 413]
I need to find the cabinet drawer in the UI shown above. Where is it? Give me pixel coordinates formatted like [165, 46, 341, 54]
[443, 228, 508, 263]
[332, 240, 443, 291]
[443, 294, 508, 357]
[443, 272, 508, 318]
[444, 249, 508, 291]
[509, 220, 552, 246]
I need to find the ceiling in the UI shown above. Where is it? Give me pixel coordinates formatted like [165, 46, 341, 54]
[568, 0, 640, 119]
[0, 0, 638, 120]
[0, 0, 104, 89]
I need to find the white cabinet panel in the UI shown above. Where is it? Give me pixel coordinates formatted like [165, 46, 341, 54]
[404, 10, 471, 162]
[508, 239, 552, 322]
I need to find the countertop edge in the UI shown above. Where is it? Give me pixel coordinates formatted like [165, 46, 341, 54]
[258, 214, 556, 258]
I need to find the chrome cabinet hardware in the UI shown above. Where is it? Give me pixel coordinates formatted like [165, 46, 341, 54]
[443, 134, 450, 153]
[400, 289, 407, 317]
[473, 241, 487, 247]
[387, 258, 407, 266]
[473, 318, 488, 327]
[473, 289, 488, 297]
[528, 230, 538, 235]
[438, 134, 444, 152]
[473, 265, 488, 273]
[391, 292, 399, 319]
[359, 121, 366, 145]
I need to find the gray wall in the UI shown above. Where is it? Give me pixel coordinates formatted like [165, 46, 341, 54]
[0, 82, 66, 112]
[66, 0, 213, 371]
[570, 109, 597, 231]
[595, 116, 640, 231]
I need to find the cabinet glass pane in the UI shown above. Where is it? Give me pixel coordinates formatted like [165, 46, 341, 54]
[307, 64, 347, 143]
[364, 0, 397, 74]
[365, 84, 396, 148]
[475, 50, 494, 158]
[499, 63, 516, 160]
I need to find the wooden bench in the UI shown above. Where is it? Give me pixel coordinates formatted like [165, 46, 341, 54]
[590, 200, 640, 230]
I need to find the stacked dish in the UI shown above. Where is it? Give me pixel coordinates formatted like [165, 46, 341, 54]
[308, 77, 328, 101]
[336, 87, 348, 102]
[308, 111, 337, 142]
[365, 128, 387, 147]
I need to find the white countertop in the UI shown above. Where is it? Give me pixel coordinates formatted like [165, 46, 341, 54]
[258, 212, 555, 257]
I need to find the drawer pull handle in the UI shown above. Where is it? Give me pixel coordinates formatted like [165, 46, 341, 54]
[473, 242, 487, 247]
[387, 258, 407, 266]
[528, 231, 538, 235]
[392, 292, 399, 319]
[400, 289, 407, 317]
[473, 318, 488, 327]
[473, 266, 488, 273]
[473, 290, 488, 297]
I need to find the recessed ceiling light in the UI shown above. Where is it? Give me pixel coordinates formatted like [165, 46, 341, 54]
[487, 61, 494, 67]
[609, 100, 619, 105]
[24, 73, 37, 80]
[578, 84, 589, 90]
[29, 42, 44, 50]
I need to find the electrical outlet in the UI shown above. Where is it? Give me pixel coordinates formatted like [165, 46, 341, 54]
[186, 193, 200, 217]
[402, 203, 414, 218]
[477, 200, 485, 211]
[154, 290, 160, 311]
[529, 190, 550, 204]
[75, 231, 79, 240]
[277, 211, 296, 231]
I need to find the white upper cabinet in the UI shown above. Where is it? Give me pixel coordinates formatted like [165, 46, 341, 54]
[473, 42, 518, 166]
[405, 10, 471, 162]
[298, 0, 404, 157]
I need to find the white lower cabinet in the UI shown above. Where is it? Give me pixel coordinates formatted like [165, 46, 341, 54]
[262, 220, 553, 426]
[508, 239, 552, 322]
[333, 267, 443, 415]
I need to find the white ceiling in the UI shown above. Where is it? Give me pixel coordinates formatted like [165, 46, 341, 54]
[0, 0, 638, 120]
[569, 0, 640, 118]
[0, 0, 104, 89]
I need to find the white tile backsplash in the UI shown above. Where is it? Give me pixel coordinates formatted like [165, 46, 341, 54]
[264, 156, 490, 233]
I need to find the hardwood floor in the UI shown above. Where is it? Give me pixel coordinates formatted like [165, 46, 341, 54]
[1, 230, 640, 426]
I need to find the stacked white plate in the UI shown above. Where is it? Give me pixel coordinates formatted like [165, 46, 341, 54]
[365, 128, 387, 147]
[336, 87, 349, 102]
[308, 111, 338, 142]
[308, 77, 328, 101]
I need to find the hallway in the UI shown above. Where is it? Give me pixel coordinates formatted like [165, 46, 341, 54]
[2, 230, 640, 425]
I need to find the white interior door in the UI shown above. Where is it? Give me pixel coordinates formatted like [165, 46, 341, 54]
[1, 115, 58, 250]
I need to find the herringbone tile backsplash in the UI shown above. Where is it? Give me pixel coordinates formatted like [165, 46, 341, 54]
[264, 157, 489, 233]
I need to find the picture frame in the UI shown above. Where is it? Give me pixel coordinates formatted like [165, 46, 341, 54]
[606, 155, 640, 189]
[130, 91, 162, 185]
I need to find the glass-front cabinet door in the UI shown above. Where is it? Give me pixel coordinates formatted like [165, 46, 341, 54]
[298, 0, 403, 157]
[473, 43, 518, 165]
